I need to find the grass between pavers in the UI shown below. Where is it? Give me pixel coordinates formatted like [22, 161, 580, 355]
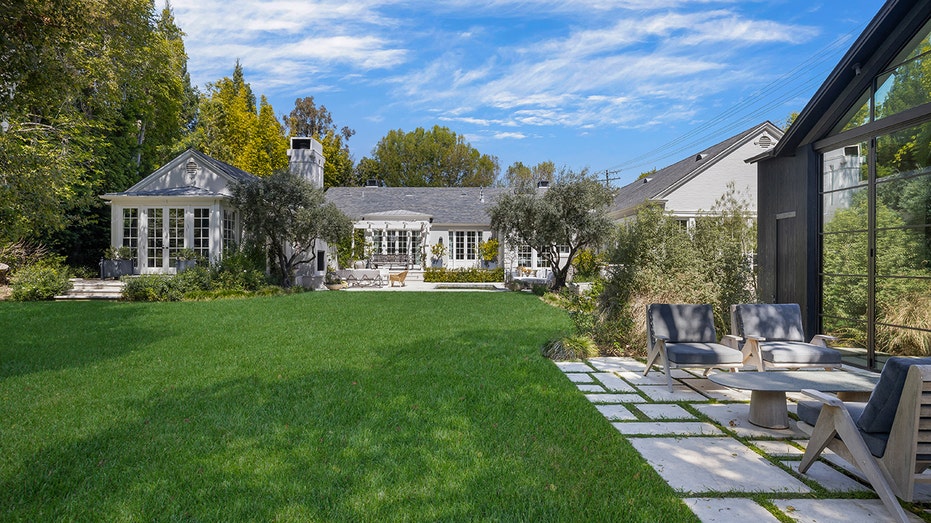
[0, 292, 697, 522]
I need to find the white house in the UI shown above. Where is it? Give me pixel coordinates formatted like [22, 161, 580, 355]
[101, 137, 326, 280]
[324, 185, 507, 270]
[608, 121, 783, 224]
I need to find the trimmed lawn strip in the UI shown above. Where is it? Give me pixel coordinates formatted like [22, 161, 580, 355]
[0, 293, 696, 521]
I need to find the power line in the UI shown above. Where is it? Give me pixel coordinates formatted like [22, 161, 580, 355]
[599, 21, 868, 182]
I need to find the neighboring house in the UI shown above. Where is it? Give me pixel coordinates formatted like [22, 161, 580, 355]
[608, 121, 783, 225]
[752, 0, 931, 369]
[324, 185, 508, 270]
[101, 137, 325, 280]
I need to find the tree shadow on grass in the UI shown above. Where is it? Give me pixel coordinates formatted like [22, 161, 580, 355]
[0, 330, 691, 521]
[0, 301, 169, 380]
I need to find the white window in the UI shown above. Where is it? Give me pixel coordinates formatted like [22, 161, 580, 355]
[167, 208, 184, 267]
[122, 208, 138, 260]
[147, 208, 164, 269]
[223, 209, 238, 253]
[193, 208, 210, 259]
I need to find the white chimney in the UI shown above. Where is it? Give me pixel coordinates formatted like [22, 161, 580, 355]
[288, 137, 325, 188]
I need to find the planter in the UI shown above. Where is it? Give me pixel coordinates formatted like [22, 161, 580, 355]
[325, 283, 347, 291]
[100, 259, 133, 279]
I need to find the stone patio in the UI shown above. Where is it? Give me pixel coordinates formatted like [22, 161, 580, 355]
[555, 357, 930, 523]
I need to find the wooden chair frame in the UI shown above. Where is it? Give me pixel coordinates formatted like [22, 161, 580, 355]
[798, 365, 931, 523]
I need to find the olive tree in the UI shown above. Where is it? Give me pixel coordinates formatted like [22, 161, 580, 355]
[489, 171, 616, 290]
[232, 170, 353, 288]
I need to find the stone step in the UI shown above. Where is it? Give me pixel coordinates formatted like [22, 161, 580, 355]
[55, 279, 125, 300]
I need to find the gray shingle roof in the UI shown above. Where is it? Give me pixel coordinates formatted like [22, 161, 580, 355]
[611, 122, 781, 214]
[325, 187, 509, 226]
[114, 186, 227, 198]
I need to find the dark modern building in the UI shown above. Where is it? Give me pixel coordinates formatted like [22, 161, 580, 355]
[754, 0, 931, 369]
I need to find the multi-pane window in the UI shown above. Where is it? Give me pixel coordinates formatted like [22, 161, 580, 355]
[517, 245, 532, 267]
[193, 208, 210, 259]
[147, 208, 163, 268]
[450, 231, 480, 260]
[122, 208, 138, 260]
[223, 209, 238, 253]
[822, 108, 931, 365]
[398, 231, 409, 258]
[167, 208, 184, 267]
[386, 230, 397, 255]
[372, 230, 384, 254]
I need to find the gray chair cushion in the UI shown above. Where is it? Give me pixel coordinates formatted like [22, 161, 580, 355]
[760, 341, 843, 365]
[734, 303, 805, 342]
[857, 356, 931, 435]
[666, 342, 743, 366]
[648, 304, 718, 345]
[797, 400, 888, 458]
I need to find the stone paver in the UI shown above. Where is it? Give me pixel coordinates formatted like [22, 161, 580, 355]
[638, 384, 707, 402]
[595, 404, 637, 421]
[584, 393, 646, 404]
[576, 384, 604, 392]
[683, 498, 781, 523]
[691, 403, 806, 439]
[630, 437, 810, 494]
[613, 370, 668, 386]
[564, 373, 594, 383]
[554, 361, 593, 373]
[614, 422, 722, 436]
[751, 440, 804, 456]
[771, 498, 923, 522]
[591, 372, 637, 392]
[781, 460, 870, 492]
[588, 357, 645, 372]
[636, 404, 694, 420]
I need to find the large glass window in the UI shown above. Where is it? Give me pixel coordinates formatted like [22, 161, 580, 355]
[833, 19, 931, 134]
[193, 208, 210, 259]
[147, 208, 163, 269]
[451, 231, 480, 261]
[122, 208, 138, 261]
[223, 209, 238, 253]
[821, 121, 931, 366]
[167, 208, 184, 268]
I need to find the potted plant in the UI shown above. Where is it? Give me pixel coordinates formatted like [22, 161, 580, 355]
[324, 271, 346, 290]
[100, 246, 134, 279]
[479, 238, 499, 269]
[430, 242, 447, 268]
[176, 248, 200, 273]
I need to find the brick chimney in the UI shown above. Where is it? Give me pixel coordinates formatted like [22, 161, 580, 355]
[287, 137, 325, 188]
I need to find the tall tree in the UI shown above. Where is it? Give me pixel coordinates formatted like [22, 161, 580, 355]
[503, 160, 555, 187]
[231, 170, 353, 288]
[361, 125, 498, 187]
[490, 170, 615, 289]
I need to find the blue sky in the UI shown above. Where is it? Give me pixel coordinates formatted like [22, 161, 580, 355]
[170, 0, 882, 187]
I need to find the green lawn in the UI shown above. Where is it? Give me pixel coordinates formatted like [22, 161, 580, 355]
[0, 292, 695, 521]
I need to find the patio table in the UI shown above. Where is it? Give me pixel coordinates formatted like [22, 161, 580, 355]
[709, 370, 878, 429]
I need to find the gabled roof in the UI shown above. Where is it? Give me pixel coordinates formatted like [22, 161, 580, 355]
[768, 0, 931, 157]
[325, 186, 508, 226]
[102, 149, 259, 199]
[611, 121, 782, 214]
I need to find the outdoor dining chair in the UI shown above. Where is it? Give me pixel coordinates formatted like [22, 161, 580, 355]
[730, 303, 842, 371]
[797, 357, 931, 523]
[644, 304, 743, 392]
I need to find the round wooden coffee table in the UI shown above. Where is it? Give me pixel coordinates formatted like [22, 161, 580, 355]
[709, 370, 878, 429]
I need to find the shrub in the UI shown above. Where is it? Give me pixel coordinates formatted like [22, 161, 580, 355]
[541, 335, 599, 360]
[123, 274, 182, 302]
[10, 257, 72, 301]
[423, 267, 503, 283]
[571, 249, 603, 281]
[212, 248, 268, 291]
[0, 241, 50, 274]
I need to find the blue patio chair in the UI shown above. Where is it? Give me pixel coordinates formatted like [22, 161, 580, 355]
[644, 304, 743, 392]
[731, 303, 842, 371]
[797, 357, 931, 523]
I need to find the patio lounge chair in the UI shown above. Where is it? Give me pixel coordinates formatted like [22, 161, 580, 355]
[731, 303, 842, 371]
[797, 357, 931, 523]
[389, 270, 408, 287]
[644, 304, 743, 392]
